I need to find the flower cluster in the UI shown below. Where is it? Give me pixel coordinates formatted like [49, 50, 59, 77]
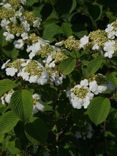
[0, 90, 44, 113]
[1, 58, 65, 85]
[1, 89, 14, 105]
[0, 0, 42, 54]
[67, 75, 107, 109]
[56, 23, 117, 58]
[0, 0, 116, 111]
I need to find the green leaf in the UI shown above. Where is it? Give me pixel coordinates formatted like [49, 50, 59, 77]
[11, 90, 33, 122]
[3, 48, 19, 59]
[62, 22, 73, 37]
[55, 0, 73, 16]
[0, 79, 16, 97]
[69, 0, 77, 13]
[88, 3, 103, 21]
[6, 141, 20, 155]
[58, 58, 76, 75]
[26, 0, 38, 6]
[43, 23, 63, 41]
[0, 111, 19, 134]
[85, 56, 103, 76]
[107, 72, 117, 87]
[87, 97, 111, 125]
[25, 118, 48, 144]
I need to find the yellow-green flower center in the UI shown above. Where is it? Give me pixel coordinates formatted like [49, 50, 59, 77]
[72, 87, 88, 99]
[24, 61, 43, 76]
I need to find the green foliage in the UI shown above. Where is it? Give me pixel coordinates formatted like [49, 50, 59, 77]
[0, 0, 117, 155]
[43, 23, 63, 41]
[107, 72, 117, 87]
[25, 118, 48, 144]
[87, 97, 111, 125]
[0, 79, 16, 96]
[11, 90, 33, 122]
[0, 111, 19, 135]
[58, 58, 76, 75]
[84, 55, 104, 76]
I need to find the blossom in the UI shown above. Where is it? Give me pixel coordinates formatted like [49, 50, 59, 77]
[67, 84, 94, 109]
[21, 20, 30, 32]
[17, 70, 30, 81]
[27, 39, 48, 59]
[21, 32, 28, 40]
[0, 19, 10, 28]
[92, 44, 100, 50]
[32, 93, 44, 113]
[103, 40, 115, 58]
[29, 75, 38, 83]
[89, 80, 107, 95]
[80, 35, 89, 48]
[67, 78, 107, 109]
[14, 39, 24, 49]
[1, 59, 10, 69]
[105, 24, 115, 39]
[33, 102, 44, 113]
[3, 32, 14, 41]
[37, 71, 48, 85]
[1, 90, 14, 105]
[33, 18, 41, 28]
[80, 79, 89, 87]
[6, 67, 18, 76]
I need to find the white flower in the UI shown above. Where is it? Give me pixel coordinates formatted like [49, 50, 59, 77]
[22, 20, 30, 32]
[37, 71, 48, 85]
[27, 39, 47, 59]
[103, 40, 115, 51]
[97, 85, 107, 93]
[33, 93, 40, 100]
[67, 84, 94, 109]
[33, 103, 44, 113]
[17, 71, 29, 81]
[89, 80, 98, 94]
[105, 22, 117, 39]
[3, 32, 14, 41]
[3, 3, 12, 9]
[50, 72, 64, 86]
[1, 59, 10, 69]
[10, 16, 17, 24]
[29, 51, 37, 59]
[33, 18, 41, 28]
[54, 76, 64, 86]
[44, 55, 56, 68]
[105, 24, 113, 33]
[1, 90, 14, 105]
[89, 80, 107, 94]
[5, 90, 14, 104]
[14, 39, 24, 49]
[104, 51, 114, 58]
[55, 41, 64, 46]
[6, 67, 18, 76]
[105, 24, 115, 39]
[21, 32, 28, 40]
[80, 79, 88, 87]
[103, 40, 115, 58]
[80, 35, 89, 48]
[1, 96, 5, 105]
[32, 93, 44, 113]
[15, 10, 23, 18]
[1, 19, 10, 28]
[29, 75, 38, 83]
[92, 44, 99, 50]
